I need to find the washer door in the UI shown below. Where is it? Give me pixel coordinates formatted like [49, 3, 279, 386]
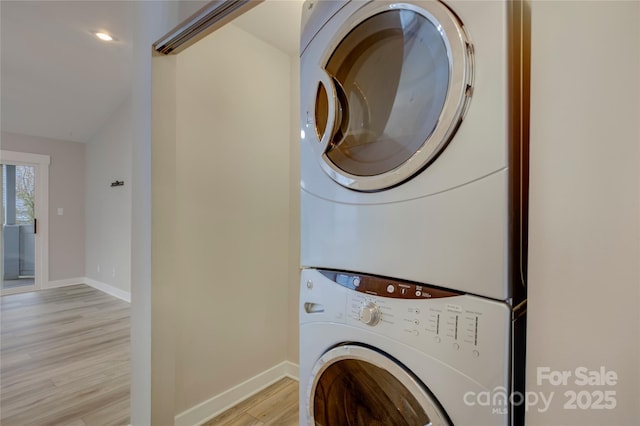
[307, 344, 451, 426]
[307, 1, 472, 192]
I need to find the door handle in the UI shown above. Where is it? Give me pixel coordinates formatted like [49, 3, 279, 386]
[315, 70, 337, 154]
[330, 76, 350, 149]
[34, 218, 37, 234]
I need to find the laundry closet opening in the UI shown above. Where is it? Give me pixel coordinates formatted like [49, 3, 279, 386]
[151, 1, 302, 422]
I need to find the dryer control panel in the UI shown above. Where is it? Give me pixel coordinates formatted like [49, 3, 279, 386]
[315, 269, 511, 388]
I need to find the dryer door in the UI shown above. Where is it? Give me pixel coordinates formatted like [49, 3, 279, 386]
[307, 344, 451, 425]
[307, 1, 472, 192]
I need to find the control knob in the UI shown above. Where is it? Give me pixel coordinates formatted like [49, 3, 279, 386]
[359, 302, 381, 326]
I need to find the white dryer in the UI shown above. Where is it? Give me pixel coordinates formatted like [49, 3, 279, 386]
[299, 268, 518, 425]
[299, 0, 528, 301]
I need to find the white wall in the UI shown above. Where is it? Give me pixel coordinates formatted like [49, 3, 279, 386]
[85, 96, 132, 295]
[526, 1, 639, 424]
[1, 132, 85, 283]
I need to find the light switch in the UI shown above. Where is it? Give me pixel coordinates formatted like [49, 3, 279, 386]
[57, 208, 63, 216]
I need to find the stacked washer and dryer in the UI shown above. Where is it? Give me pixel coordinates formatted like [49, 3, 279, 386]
[299, 1, 528, 425]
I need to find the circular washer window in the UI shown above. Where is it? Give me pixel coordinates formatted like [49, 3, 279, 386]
[315, 2, 473, 192]
[307, 345, 451, 425]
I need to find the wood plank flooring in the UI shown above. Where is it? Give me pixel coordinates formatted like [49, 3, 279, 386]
[203, 378, 299, 426]
[0, 285, 130, 426]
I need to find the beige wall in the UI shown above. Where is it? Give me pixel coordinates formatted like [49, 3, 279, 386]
[174, 22, 292, 413]
[1, 131, 85, 282]
[151, 52, 179, 425]
[85, 96, 132, 293]
[526, 1, 639, 424]
[152, 21, 298, 420]
[132, 2, 189, 423]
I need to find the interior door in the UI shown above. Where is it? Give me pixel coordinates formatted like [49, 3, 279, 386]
[307, 1, 473, 191]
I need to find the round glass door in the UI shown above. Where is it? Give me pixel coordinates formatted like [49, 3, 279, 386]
[314, 2, 472, 191]
[308, 345, 451, 425]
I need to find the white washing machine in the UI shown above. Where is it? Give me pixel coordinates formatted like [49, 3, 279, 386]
[299, 0, 528, 301]
[299, 268, 520, 425]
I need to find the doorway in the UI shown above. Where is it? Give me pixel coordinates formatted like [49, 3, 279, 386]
[1, 150, 49, 295]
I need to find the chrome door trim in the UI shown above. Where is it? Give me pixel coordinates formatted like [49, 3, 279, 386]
[153, 0, 261, 55]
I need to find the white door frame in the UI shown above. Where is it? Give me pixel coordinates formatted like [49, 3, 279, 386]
[1, 150, 50, 295]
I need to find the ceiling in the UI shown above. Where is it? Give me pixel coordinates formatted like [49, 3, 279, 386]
[1, 0, 302, 144]
[1, 1, 134, 143]
[232, 0, 303, 57]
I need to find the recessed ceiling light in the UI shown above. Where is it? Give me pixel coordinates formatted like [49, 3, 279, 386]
[95, 32, 113, 42]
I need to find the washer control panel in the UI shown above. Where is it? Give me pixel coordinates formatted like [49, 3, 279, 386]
[323, 269, 461, 299]
[347, 292, 487, 350]
[315, 269, 510, 383]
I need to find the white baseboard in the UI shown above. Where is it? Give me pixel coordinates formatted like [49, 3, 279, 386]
[175, 361, 299, 426]
[83, 277, 131, 303]
[5, 278, 130, 303]
[282, 360, 299, 380]
[45, 277, 85, 289]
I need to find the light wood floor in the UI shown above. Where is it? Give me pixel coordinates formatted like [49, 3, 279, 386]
[203, 377, 299, 426]
[0, 285, 130, 426]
